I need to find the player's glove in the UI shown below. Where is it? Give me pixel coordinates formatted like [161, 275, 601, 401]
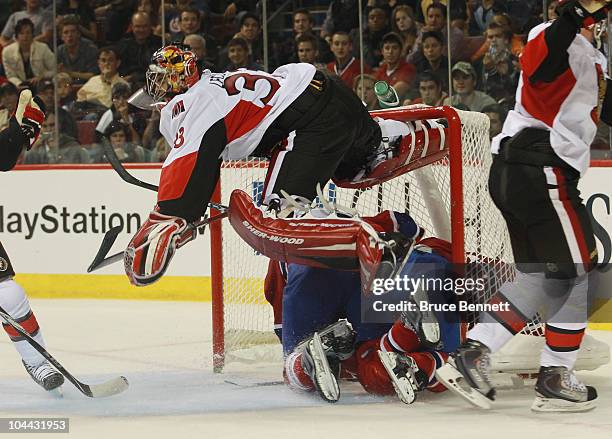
[393, 212, 425, 241]
[14, 89, 46, 150]
[557, 0, 610, 27]
[124, 210, 197, 286]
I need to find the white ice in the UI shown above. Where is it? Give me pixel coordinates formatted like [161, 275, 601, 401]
[1, 299, 611, 439]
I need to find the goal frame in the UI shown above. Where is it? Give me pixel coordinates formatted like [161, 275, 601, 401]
[210, 106, 467, 372]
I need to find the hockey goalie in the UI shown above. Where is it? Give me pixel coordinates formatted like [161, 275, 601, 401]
[123, 44, 450, 290]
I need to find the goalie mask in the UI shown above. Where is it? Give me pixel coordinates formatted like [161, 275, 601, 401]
[124, 211, 196, 286]
[145, 44, 200, 103]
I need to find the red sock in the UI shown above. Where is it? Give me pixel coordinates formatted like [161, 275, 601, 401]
[355, 340, 395, 395]
[283, 352, 314, 391]
[379, 321, 420, 353]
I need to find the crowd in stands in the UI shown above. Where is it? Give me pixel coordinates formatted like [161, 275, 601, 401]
[0, 0, 608, 165]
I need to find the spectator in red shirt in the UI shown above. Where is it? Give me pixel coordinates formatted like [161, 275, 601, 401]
[326, 31, 371, 89]
[374, 32, 416, 100]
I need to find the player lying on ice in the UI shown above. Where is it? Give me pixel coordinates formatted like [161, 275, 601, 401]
[262, 211, 464, 403]
[123, 44, 449, 290]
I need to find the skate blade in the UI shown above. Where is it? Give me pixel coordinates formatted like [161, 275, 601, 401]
[49, 386, 63, 398]
[531, 394, 597, 413]
[377, 351, 417, 404]
[435, 361, 492, 409]
[421, 321, 440, 346]
[309, 333, 340, 403]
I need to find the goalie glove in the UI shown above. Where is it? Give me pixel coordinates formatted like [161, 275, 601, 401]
[124, 211, 197, 286]
[14, 89, 46, 150]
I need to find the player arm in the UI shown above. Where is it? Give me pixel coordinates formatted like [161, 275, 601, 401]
[156, 119, 227, 222]
[527, 0, 609, 84]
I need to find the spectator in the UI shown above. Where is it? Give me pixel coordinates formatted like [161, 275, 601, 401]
[184, 34, 216, 72]
[77, 47, 128, 109]
[95, 81, 146, 145]
[23, 111, 91, 164]
[37, 78, 77, 139]
[102, 120, 147, 163]
[350, 5, 391, 68]
[475, 22, 519, 109]
[374, 32, 416, 100]
[222, 37, 262, 71]
[95, 0, 138, 42]
[546, 0, 559, 20]
[233, 12, 263, 66]
[404, 71, 448, 106]
[321, 0, 360, 39]
[56, 0, 97, 41]
[295, 35, 326, 69]
[482, 103, 506, 140]
[0, 81, 18, 131]
[117, 12, 163, 86]
[413, 30, 449, 92]
[56, 15, 99, 85]
[411, 3, 465, 63]
[472, 0, 507, 35]
[136, 0, 161, 34]
[170, 7, 219, 65]
[150, 136, 170, 162]
[0, 0, 53, 46]
[1, 18, 55, 87]
[353, 73, 380, 110]
[55, 72, 77, 110]
[443, 61, 496, 112]
[326, 32, 371, 89]
[391, 5, 419, 60]
[274, 9, 333, 67]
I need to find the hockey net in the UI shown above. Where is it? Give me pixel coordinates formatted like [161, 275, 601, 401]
[210, 107, 609, 373]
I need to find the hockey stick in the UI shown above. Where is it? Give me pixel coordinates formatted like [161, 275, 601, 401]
[0, 305, 129, 398]
[102, 139, 158, 192]
[87, 210, 228, 272]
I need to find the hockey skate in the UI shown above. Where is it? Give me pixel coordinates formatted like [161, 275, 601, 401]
[301, 332, 341, 403]
[374, 232, 415, 284]
[531, 366, 597, 412]
[23, 360, 64, 392]
[400, 283, 441, 349]
[377, 351, 425, 404]
[296, 319, 356, 361]
[435, 340, 495, 409]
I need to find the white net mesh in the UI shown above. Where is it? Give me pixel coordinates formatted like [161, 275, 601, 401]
[215, 109, 517, 363]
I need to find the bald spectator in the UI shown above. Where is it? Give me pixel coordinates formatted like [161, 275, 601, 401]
[2, 18, 55, 87]
[56, 15, 99, 84]
[77, 47, 128, 109]
[0, 0, 52, 46]
[184, 34, 216, 72]
[117, 12, 163, 86]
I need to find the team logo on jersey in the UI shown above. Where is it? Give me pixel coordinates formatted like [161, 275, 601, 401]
[0, 257, 8, 272]
[172, 100, 185, 119]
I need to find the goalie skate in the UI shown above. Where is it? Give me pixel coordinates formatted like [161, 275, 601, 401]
[531, 366, 598, 413]
[301, 332, 340, 403]
[296, 320, 355, 361]
[377, 351, 420, 404]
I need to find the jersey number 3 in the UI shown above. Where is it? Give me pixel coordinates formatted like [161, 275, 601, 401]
[224, 73, 280, 105]
[173, 126, 185, 149]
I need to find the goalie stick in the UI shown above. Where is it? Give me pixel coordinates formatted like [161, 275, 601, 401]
[0, 305, 129, 398]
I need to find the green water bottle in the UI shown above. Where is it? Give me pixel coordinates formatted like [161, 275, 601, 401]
[374, 81, 400, 109]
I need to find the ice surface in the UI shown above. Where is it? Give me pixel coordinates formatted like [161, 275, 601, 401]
[1, 299, 611, 439]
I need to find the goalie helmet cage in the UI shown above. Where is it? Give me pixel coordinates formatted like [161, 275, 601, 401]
[209, 107, 608, 374]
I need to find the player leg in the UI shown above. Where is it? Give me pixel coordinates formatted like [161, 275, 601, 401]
[0, 244, 63, 392]
[282, 265, 358, 402]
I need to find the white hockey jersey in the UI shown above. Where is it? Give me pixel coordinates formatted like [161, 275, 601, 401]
[491, 19, 607, 175]
[155, 63, 316, 219]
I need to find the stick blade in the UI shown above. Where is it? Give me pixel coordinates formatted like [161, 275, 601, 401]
[84, 376, 130, 398]
[88, 226, 123, 272]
